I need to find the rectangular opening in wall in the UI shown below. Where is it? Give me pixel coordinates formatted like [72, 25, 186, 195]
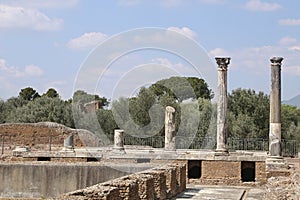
[241, 161, 255, 182]
[37, 157, 51, 161]
[188, 160, 202, 179]
[87, 157, 100, 162]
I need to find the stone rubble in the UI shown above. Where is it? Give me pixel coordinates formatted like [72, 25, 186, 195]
[263, 172, 300, 200]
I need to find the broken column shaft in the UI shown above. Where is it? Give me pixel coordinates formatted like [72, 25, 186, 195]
[216, 57, 230, 153]
[113, 129, 125, 153]
[165, 106, 176, 151]
[269, 57, 283, 157]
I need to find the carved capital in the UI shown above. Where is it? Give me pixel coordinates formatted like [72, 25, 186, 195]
[215, 57, 230, 71]
[270, 57, 283, 66]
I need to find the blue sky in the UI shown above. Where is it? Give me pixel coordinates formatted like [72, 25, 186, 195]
[0, 0, 300, 101]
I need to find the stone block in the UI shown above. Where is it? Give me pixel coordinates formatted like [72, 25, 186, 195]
[142, 169, 167, 200]
[129, 173, 154, 200]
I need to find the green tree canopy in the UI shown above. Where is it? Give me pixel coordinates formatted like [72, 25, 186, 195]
[18, 87, 40, 101]
[43, 88, 59, 98]
[227, 88, 270, 139]
[149, 76, 213, 102]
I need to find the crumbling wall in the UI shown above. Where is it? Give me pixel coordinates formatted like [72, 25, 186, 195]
[0, 122, 101, 150]
[63, 162, 187, 200]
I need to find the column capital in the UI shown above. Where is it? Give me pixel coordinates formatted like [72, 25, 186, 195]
[215, 57, 230, 71]
[270, 57, 283, 65]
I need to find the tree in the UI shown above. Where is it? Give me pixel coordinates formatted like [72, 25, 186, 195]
[18, 87, 40, 101]
[281, 104, 300, 140]
[227, 88, 270, 139]
[43, 88, 59, 98]
[0, 99, 4, 123]
[149, 76, 213, 102]
[6, 96, 73, 127]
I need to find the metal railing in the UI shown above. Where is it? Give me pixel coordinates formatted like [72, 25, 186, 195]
[124, 135, 299, 157]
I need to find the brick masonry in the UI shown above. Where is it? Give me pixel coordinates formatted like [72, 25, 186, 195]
[189, 160, 266, 185]
[63, 162, 187, 200]
[0, 122, 101, 150]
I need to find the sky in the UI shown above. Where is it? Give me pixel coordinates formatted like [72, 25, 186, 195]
[0, 0, 300, 101]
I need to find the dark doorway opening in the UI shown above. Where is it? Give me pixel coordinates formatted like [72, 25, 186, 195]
[87, 157, 99, 162]
[37, 157, 51, 161]
[241, 161, 255, 182]
[188, 160, 201, 179]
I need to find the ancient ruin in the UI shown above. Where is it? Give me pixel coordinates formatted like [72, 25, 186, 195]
[0, 57, 299, 199]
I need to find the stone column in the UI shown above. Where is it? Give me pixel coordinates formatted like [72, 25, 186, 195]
[215, 57, 230, 153]
[113, 129, 125, 153]
[165, 106, 176, 151]
[269, 57, 283, 157]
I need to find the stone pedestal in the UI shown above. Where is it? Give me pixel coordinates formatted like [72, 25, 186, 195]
[165, 106, 176, 151]
[113, 129, 125, 154]
[215, 57, 230, 154]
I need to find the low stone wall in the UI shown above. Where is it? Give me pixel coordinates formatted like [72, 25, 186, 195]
[63, 162, 186, 200]
[188, 160, 267, 185]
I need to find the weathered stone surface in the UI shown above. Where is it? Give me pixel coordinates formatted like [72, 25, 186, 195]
[269, 57, 283, 157]
[215, 57, 230, 153]
[63, 162, 187, 200]
[129, 173, 154, 200]
[113, 129, 125, 153]
[263, 172, 300, 200]
[165, 106, 176, 151]
[0, 122, 101, 151]
[142, 169, 167, 200]
[202, 160, 241, 180]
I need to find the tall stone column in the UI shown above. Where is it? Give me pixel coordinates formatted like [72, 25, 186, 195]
[269, 57, 283, 157]
[215, 57, 230, 153]
[113, 129, 125, 153]
[165, 106, 176, 151]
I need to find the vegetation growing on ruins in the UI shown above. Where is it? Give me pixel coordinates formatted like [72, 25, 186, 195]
[0, 77, 299, 149]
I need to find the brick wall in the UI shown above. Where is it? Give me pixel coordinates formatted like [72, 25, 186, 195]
[188, 160, 266, 185]
[0, 122, 101, 150]
[63, 162, 187, 200]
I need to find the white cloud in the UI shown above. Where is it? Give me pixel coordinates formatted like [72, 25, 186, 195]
[24, 65, 43, 76]
[210, 37, 300, 75]
[0, 4, 63, 31]
[209, 48, 231, 58]
[0, 59, 23, 77]
[117, 0, 140, 6]
[167, 27, 197, 39]
[245, 0, 281, 11]
[67, 32, 108, 51]
[278, 36, 297, 46]
[289, 46, 300, 51]
[0, 58, 43, 77]
[278, 19, 300, 26]
[1, 0, 78, 9]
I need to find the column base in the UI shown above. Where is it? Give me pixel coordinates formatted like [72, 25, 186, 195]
[266, 156, 287, 170]
[61, 146, 75, 152]
[112, 147, 126, 154]
[214, 149, 229, 156]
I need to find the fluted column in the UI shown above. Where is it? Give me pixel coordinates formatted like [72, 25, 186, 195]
[269, 57, 283, 157]
[215, 57, 230, 153]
